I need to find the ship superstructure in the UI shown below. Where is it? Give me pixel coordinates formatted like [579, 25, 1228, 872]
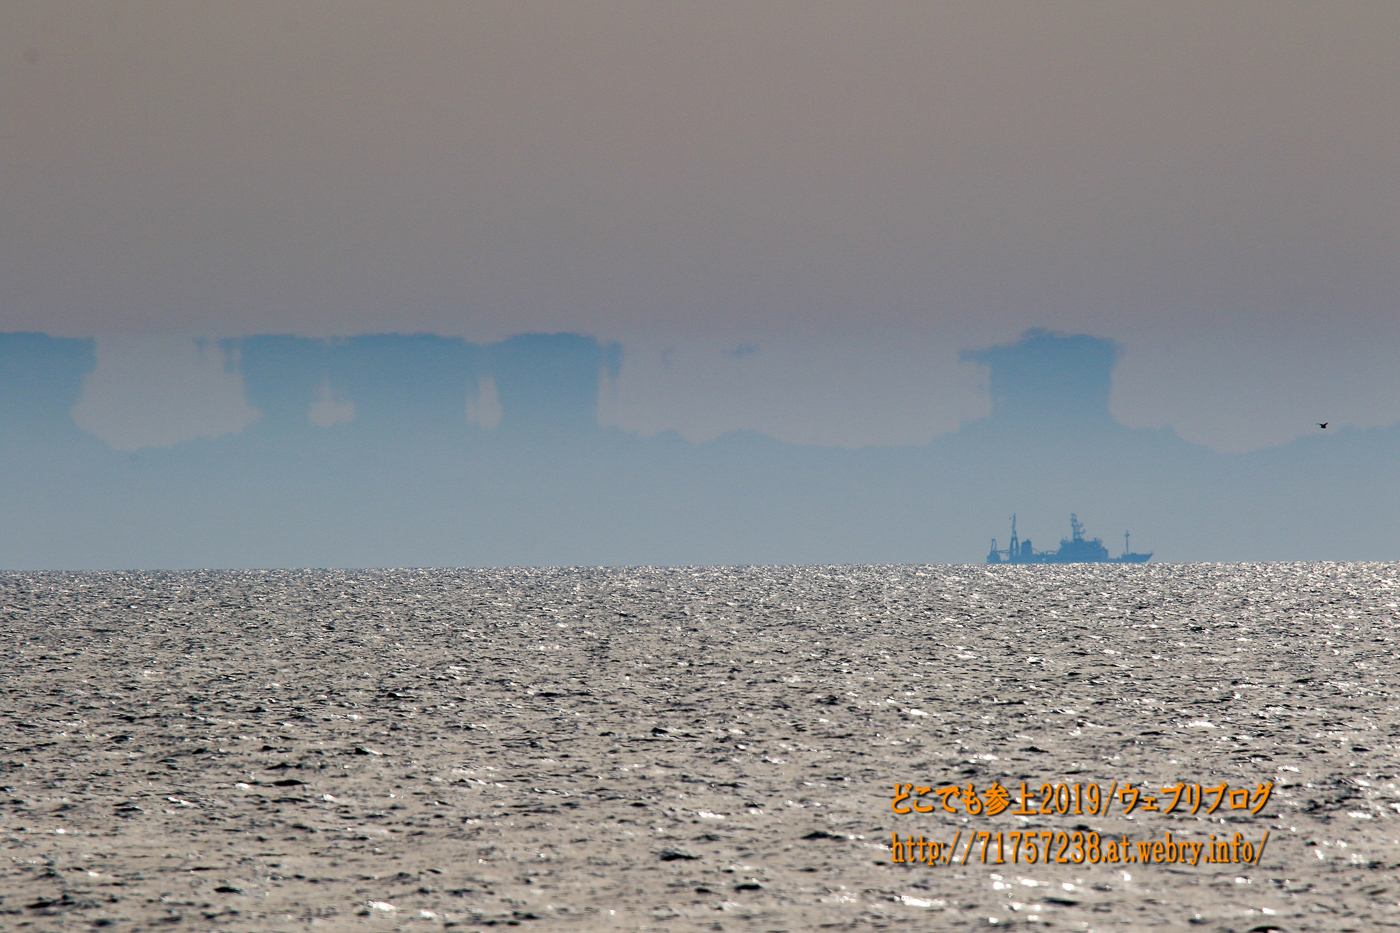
[987, 514, 1151, 564]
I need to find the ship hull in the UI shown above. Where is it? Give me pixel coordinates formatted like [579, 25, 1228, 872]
[987, 553, 1152, 565]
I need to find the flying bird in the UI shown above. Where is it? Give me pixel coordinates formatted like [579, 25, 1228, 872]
[1318, 422, 1328, 429]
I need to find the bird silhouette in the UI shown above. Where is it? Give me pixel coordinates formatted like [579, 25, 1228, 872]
[1318, 422, 1328, 429]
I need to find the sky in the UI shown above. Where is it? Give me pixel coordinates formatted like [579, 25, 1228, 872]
[4, 2, 1398, 451]
[2, 2, 1399, 566]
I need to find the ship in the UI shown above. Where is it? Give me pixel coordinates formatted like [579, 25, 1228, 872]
[986, 514, 1151, 564]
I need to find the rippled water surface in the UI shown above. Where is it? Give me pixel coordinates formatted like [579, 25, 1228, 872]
[2, 563, 1398, 931]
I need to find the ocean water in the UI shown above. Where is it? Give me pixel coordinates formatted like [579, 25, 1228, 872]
[2, 563, 1398, 930]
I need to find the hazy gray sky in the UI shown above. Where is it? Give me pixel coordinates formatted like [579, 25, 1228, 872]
[3, 2, 1398, 451]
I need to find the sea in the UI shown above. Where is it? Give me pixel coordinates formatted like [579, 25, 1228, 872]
[2, 562, 1397, 930]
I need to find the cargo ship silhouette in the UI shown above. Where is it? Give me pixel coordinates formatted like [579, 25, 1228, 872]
[987, 514, 1151, 564]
